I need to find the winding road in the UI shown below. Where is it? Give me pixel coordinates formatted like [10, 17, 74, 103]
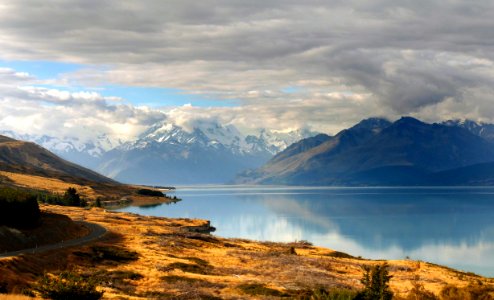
[0, 221, 107, 258]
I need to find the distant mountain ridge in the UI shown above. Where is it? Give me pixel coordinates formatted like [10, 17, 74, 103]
[98, 121, 317, 184]
[237, 117, 494, 186]
[441, 119, 494, 143]
[1, 122, 317, 185]
[5, 117, 494, 185]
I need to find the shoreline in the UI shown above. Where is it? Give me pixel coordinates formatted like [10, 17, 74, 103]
[2, 204, 492, 299]
[120, 185, 494, 279]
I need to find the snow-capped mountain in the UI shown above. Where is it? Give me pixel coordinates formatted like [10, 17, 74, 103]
[122, 121, 316, 156]
[128, 121, 249, 154]
[248, 128, 319, 155]
[442, 119, 494, 143]
[0, 120, 317, 184]
[96, 121, 317, 184]
[0, 130, 122, 169]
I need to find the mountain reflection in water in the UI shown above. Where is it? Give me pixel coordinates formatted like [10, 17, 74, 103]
[117, 186, 494, 277]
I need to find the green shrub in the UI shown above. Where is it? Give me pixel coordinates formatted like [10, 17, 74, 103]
[355, 263, 393, 300]
[61, 187, 86, 207]
[37, 188, 87, 207]
[0, 187, 40, 228]
[34, 271, 103, 300]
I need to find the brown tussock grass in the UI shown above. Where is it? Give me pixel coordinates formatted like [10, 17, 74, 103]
[1, 205, 493, 299]
[0, 171, 177, 207]
[0, 296, 40, 300]
[0, 171, 97, 198]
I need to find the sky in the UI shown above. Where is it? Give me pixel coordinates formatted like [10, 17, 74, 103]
[1, 0, 494, 141]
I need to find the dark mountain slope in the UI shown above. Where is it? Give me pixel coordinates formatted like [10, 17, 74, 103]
[433, 162, 494, 186]
[238, 118, 392, 184]
[442, 119, 494, 143]
[0, 135, 115, 184]
[333, 117, 494, 173]
[238, 117, 494, 186]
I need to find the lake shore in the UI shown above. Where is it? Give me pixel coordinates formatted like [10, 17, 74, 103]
[1, 204, 492, 299]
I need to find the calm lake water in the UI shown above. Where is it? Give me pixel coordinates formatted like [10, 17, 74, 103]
[117, 186, 494, 277]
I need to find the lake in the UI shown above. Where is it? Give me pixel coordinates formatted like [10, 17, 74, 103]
[117, 186, 494, 277]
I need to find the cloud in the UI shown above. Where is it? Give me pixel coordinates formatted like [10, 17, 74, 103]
[0, 70, 165, 141]
[0, 67, 34, 83]
[1, 1, 494, 134]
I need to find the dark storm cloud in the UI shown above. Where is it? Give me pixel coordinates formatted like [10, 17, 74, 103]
[1, 0, 494, 130]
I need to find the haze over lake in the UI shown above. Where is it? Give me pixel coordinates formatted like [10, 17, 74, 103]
[118, 186, 494, 277]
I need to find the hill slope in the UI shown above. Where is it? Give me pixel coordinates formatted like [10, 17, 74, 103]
[0, 135, 115, 185]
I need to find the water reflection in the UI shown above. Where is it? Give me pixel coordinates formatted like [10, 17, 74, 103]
[117, 186, 494, 276]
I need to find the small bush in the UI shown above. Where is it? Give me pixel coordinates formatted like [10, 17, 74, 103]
[161, 275, 205, 284]
[136, 189, 164, 197]
[34, 271, 103, 300]
[406, 277, 438, 300]
[75, 246, 139, 262]
[38, 188, 87, 207]
[237, 283, 287, 297]
[91, 246, 138, 262]
[355, 263, 393, 300]
[439, 283, 494, 300]
[325, 251, 359, 259]
[166, 262, 211, 275]
[295, 287, 358, 300]
[107, 270, 143, 281]
[62, 187, 85, 207]
[182, 257, 209, 266]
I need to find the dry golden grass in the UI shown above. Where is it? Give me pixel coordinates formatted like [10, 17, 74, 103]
[1, 205, 493, 299]
[0, 296, 39, 300]
[0, 171, 176, 207]
[0, 171, 97, 198]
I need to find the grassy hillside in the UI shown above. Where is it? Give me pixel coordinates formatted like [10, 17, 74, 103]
[0, 135, 115, 185]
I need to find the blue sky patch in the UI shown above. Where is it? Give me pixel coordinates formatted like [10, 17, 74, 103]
[1, 60, 239, 108]
[0, 60, 83, 79]
[281, 86, 304, 94]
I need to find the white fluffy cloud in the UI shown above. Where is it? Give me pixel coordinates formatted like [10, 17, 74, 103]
[0, 69, 165, 141]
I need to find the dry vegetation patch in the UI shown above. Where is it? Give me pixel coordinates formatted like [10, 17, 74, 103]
[1, 205, 494, 299]
[0, 171, 97, 198]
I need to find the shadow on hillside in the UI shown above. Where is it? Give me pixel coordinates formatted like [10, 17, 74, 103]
[0, 230, 129, 294]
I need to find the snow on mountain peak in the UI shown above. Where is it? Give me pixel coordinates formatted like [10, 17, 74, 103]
[0, 130, 121, 157]
[129, 120, 317, 155]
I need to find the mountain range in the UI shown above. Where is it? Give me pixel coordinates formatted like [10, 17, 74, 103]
[237, 117, 494, 186]
[1, 122, 316, 185]
[3, 117, 494, 186]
